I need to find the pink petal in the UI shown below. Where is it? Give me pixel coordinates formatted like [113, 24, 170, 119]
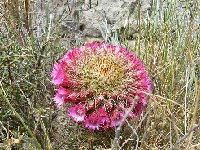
[85, 113, 101, 130]
[110, 110, 124, 127]
[67, 104, 86, 122]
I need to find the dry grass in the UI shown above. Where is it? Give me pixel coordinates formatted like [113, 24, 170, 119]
[0, 0, 199, 150]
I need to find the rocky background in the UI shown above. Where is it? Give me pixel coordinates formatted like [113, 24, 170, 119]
[0, 0, 199, 150]
[32, 0, 198, 44]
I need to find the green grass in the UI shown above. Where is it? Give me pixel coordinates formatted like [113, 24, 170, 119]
[0, 0, 199, 149]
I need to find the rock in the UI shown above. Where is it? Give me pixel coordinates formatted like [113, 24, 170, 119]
[32, 0, 198, 43]
[48, 0, 152, 39]
[80, 0, 152, 37]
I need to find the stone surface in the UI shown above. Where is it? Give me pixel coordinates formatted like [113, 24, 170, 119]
[32, 0, 198, 42]
[80, 0, 152, 37]
[46, 0, 152, 38]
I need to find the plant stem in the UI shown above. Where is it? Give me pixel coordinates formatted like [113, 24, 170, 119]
[0, 89, 42, 150]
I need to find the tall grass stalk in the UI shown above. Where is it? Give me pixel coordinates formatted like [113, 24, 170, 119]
[0, 88, 42, 149]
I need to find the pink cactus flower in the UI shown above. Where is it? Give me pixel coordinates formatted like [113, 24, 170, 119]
[110, 110, 124, 127]
[53, 94, 65, 107]
[97, 107, 109, 123]
[51, 62, 66, 86]
[97, 107, 110, 129]
[87, 98, 101, 111]
[53, 87, 71, 107]
[67, 104, 86, 122]
[51, 43, 151, 131]
[85, 113, 101, 130]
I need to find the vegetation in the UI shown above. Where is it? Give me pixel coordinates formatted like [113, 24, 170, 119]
[0, 0, 199, 149]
